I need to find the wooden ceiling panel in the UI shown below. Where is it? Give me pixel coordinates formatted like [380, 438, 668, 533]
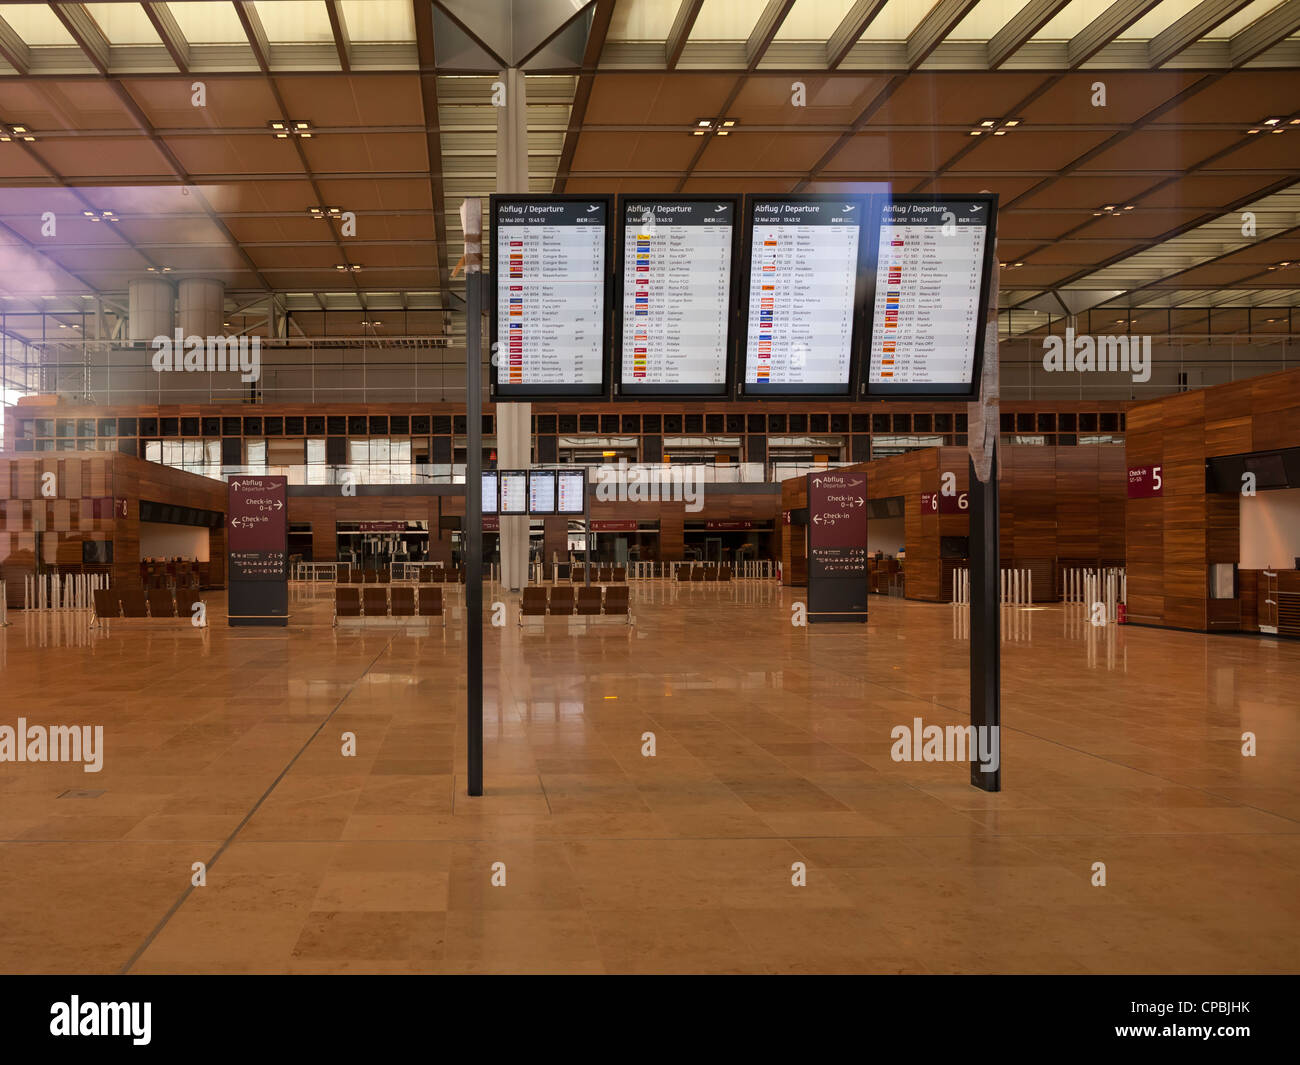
[824, 132, 970, 173]
[29, 138, 176, 179]
[0, 79, 134, 131]
[695, 131, 840, 172]
[584, 73, 739, 126]
[165, 134, 305, 178]
[571, 131, 701, 172]
[866, 73, 1047, 127]
[729, 75, 891, 126]
[121, 77, 282, 130]
[951, 131, 1113, 173]
[1019, 73, 1207, 126]
[276, 74, 425, 127]
[1076, 130, 1240, 172]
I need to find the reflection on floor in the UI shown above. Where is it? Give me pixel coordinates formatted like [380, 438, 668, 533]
[0, 581, 1296, 974]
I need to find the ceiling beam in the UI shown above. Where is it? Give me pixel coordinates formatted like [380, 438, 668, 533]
[413, 0, 453, 330]
[745, 0, 795, 71]
[49, 3, 111, 75]
[326, 0, 351, 72]
[555, 0, 615, 192]
[907, 0, 979, 70]
[1148, 0, 1253, 67]
[233, 0, 270, 73]
[827, 0, 888, 69]
[141, 2, 191, 74]
[1066, 0, 1163, 69]
[987, 0, 1071, 69]
[0, 14, 31, 74]
[666, 0, 703, 70]
[1229, 0, 1300, 66]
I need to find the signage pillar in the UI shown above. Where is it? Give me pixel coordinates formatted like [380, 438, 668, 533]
[227, 475, 288, 626]
[968, 257, 1001, 791]
[462, 198, 485, 798]
[806, 470, 868, 623]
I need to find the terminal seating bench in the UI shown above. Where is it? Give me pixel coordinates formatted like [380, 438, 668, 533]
[519, 583, 629, 624]
[333, 585, 444, 626]
[92, 586, 207, 625]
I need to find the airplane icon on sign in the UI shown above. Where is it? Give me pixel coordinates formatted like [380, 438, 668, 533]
[588, 205, 599, 212]
[969, 204, 983, 212]
[715, 204, 727, 211]
[842, 204, 855, 212]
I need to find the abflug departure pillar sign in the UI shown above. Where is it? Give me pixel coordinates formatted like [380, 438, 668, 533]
[494, 198, 607, 397]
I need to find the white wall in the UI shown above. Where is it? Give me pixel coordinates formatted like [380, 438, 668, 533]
[1239, 488, 1300, 570]
[868, 516, 906, 556]
[139, 522, 209, 561]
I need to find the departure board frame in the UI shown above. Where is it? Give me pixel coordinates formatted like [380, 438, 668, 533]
[527, 469, 557, 515]
[736, 192, 871, 399]
[613, 194, 740, 399]
[859, 192, 998, 400]
[481, 470, 499, 514]
[498, 469, 529, 514]
[489, 194, 614, 400]
[556, 469, 587, 515]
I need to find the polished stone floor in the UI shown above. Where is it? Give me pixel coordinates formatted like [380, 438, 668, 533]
[0, 581, 1296, 974]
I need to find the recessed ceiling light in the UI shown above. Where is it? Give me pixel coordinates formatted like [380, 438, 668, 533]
[1263, 117, 1282, 125]
[0, 123, 37, 142]
[270, 119, 312, 138]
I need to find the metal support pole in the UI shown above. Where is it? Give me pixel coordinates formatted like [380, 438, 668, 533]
[970, 444, 1001, 791]
[462, 199, 484, 798]
[583, 482, 591, 588]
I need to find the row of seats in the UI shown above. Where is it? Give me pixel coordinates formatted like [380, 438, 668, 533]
[675, 565, 733, 582]
[521, 584, 630, 622]
[333, 585, 444, 625]
[569, 566, 626, 584]
[93, 587, 203, 622]
[339, 568, 463, 584]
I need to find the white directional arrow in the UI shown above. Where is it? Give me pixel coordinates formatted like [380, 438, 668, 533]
[230, 481, 242, 491]
[812, 478, 823, 486]
[813, 515, 823, 524]
[856, 497, 865, 506]
[272, 500, 283, 510]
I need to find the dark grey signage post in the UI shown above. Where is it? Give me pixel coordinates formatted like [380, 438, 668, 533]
[968, 257, 1001, 792]
[463, 199, 484, 798]
[227, 474, 288, 627]
[806, 470, 868, 623]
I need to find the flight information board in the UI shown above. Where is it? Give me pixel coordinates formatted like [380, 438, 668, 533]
[618, 197, 736, 396]
[528, 470, 556, 514]
[557, 470, 586, 514]
[863, 194, 996, 398]
[499, 470, 528, 514]
[741, 196, 865, 396]
[492, 196, 611, 398]
[481, 471, 498, 514]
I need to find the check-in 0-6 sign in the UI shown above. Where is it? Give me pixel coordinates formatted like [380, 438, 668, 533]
[1127, 465, 1164, 498]
[921, 491, 968, 513]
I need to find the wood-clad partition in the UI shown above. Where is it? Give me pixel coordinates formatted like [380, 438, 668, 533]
[1125, 366, 1300, 632]
[782, 445, 1127, 601]
[0, 452, 227, 604]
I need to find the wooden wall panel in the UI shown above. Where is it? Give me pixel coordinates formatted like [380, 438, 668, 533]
[1124, 366, 1300, 631]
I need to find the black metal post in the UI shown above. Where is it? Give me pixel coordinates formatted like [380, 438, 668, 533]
[583, 480, 591, 587]
[969, 441, 1001, 791]
[466, 271, 484, 797]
